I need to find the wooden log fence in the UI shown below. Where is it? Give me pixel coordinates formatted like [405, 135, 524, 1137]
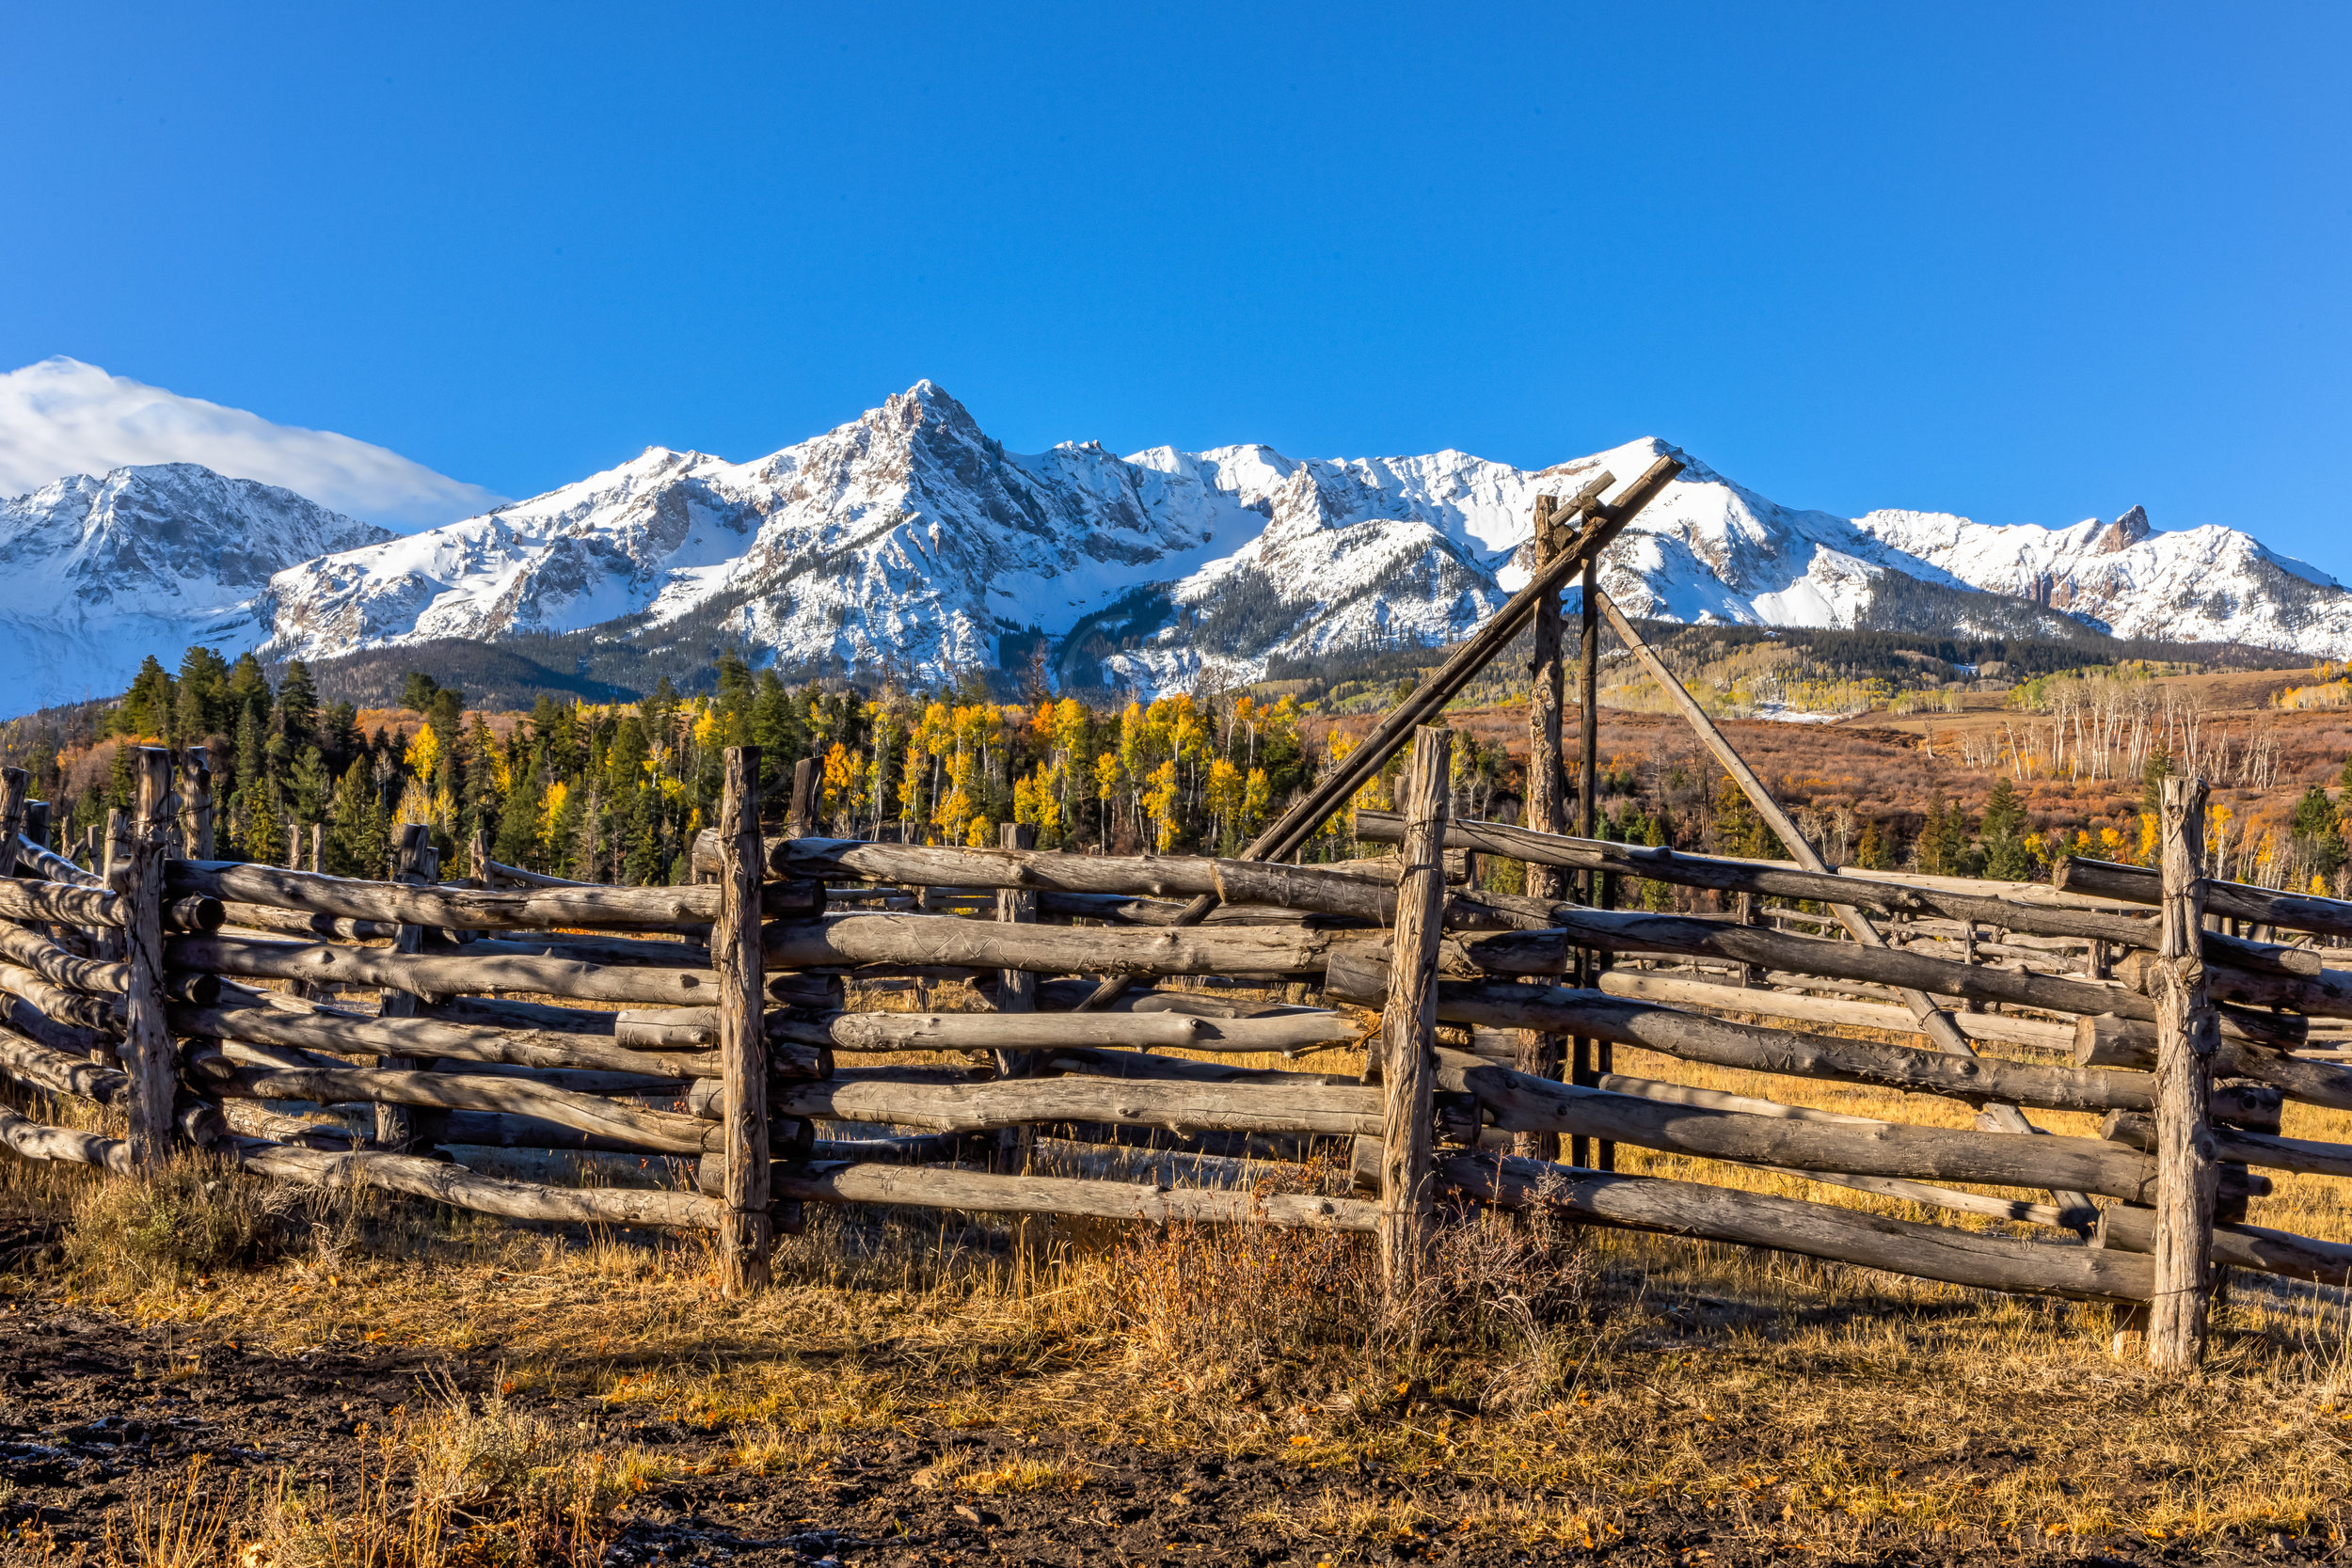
[0, 517, 2340, 1362]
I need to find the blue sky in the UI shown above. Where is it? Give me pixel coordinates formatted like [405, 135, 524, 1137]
[4, 2, 2346, 553]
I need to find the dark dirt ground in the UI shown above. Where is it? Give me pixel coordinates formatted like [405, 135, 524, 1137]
[0, 1291, 2332, 1568]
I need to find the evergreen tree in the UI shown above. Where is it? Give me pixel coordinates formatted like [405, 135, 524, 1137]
[276, 659, 318, 752]
[326, 756, 390, 877]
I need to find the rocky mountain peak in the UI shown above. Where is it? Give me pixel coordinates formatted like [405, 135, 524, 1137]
[2098, 505, 2153, 553]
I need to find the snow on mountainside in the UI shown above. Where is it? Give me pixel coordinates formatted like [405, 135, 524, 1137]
[8, 382, 2351, 720]
[252, 386, 2352, 692]
[0, 464, 391, 709]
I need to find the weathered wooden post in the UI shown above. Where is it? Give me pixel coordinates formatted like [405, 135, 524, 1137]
[2152, 775, 2220, 1373]
[1578, 558, 1615, 1172]
[0, 768, 28, 879]
[718, 745, 771, 1295]
[469, 825, 490, 883]
[22, 800, 46, 861]
[183, 748, 215, 861]
[123, 748, 175, 1173]
[310, 823, 325, 875]
[996, 822, 1041, 1258]
[1380, 725, 1452, 1300]
[373, 823, 431, 1152]
[789, 755, 820, 838]
[1516, 494, 1565, 1161]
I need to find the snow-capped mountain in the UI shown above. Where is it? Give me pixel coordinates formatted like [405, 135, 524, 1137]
[248, 385, 2352, 689]
[8, 381, 2351, 719]
[0, 465, 391, 709]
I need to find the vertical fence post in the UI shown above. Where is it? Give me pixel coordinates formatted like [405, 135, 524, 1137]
[1578, 558, 1615, 1172]
[0, 768, 27, 878]
[993, 822, 1039, 1175]
[789, 756, 820, 838]
[2152, 774, 2219, 1372]
[719, 745, 771, 1296]
[1380, 725, 1452, 1301]
[184, 748, 215, 861]
[123, 748, 175, 1173]
[373, 822, 430, 1153]
[469, 826, 490, 883]
[1515, 495, 1565, 1161]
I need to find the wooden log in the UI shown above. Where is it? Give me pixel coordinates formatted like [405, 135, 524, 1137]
[2102, 1108, 2352, 1182]
[0, 1026, 127, 1103]
[167, 859, 767, 930]
[0, 961, 122, 1032]
[772, 1074, 1382, 1136]
[1359, 810, 2162, 950]
[1330, 963, 2155, 1114]
[2059, 856, 2352, 940]
[2073, 1006, 2304, 1064]
[766, 1007, 1359, 1055]
[717, 745, 770, 1296]
[427, 994, 618, 1034]
[2150, 777, 2218, 1374]
[172, 998, 748, 1079]
[17, 834, 103, 889]
[1431, 1050, 2161, 1200]
[615, 1011, 719, 1048]
[1037, 1046, 1359, 1087]
[0, 1105, 131, 1171]
[771, 1160, 1377, 1231]
[218, 901, 396, 942]
[1453, 911, 2151, 1022]
[166, 933, 723, 1006]
[183, 1047, 715, 1154]
[222, 1100, 361, 1150]
[1597, 968, 2075, 1053]
[1438, 1151, 2151, 1302]
[184, 749, 215, 862]
[0, 877, 124, 930]
[1525, 491, 1568, 911]
[2097, 1203, 2352, 1290]
[477, 855, 597, 889]
[0, 921, 130, 997]
[0, 990, 115, 1057]
[229, 1135, 723, 1229]
[0, 768, 25, 879]
[1380, 725, 1449, 1296]
[760, 911, 1344, 978]
[434, 929, 714, 968]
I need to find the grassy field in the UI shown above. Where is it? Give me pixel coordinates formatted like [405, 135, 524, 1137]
[6, 974, 2352, 1566]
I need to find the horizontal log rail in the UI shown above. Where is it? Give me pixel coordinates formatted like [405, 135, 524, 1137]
[433, 930, 714, 969]
[167, 933, 723, 1006]
[0, 923, 129, 997]
[0, 1028, 127, 1104]
[0, 961, 122, 1032]
[230, 1136, 723, 1229]
[773, 1074, 1384, 1136]
[183, 1048, 718, 1154]
[0, 1106, 130, 1170]
[169, 999, 793, 1082]
[1450, 911, 2153, 1022]
[765, 1007, 1363, 1056]
[2097, 1203, 2352, 1289]
[15, 835, 103, 889]
[1434, 1051, 2153, 1206]
[2101, 1109, 2352, 1181]
[771, 1159, 1377, 1230]
[2058, 856, 2352, 940]
[1597, 969, 2076, 1053]
[168, 861, 725, 931]
[1348, 973, 2155, 1114]
[1359, 810, 2159, 946]
[0, 989, 116, 1056]
[762, 913, 1347, 978]
[1439, 1151, 2151, 1302]
[0, 877, 132, 929]
[2074, 1014, 2352, 1109]
[219, 901, 398, 942]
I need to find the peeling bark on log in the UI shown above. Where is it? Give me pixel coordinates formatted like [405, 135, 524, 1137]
[762, 1007, 1360, 1055]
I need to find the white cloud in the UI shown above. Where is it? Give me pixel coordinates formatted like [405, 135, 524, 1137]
[0, 356, 505, 530]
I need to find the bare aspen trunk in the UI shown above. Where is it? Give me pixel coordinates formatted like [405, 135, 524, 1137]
[718, 746, 771, 1295]
[1381, 726, 1451, 1299]
[2152, 775, 2219, 1373]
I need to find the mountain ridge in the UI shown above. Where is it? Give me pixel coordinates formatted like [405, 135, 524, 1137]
[4, 383, 2349, 716]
